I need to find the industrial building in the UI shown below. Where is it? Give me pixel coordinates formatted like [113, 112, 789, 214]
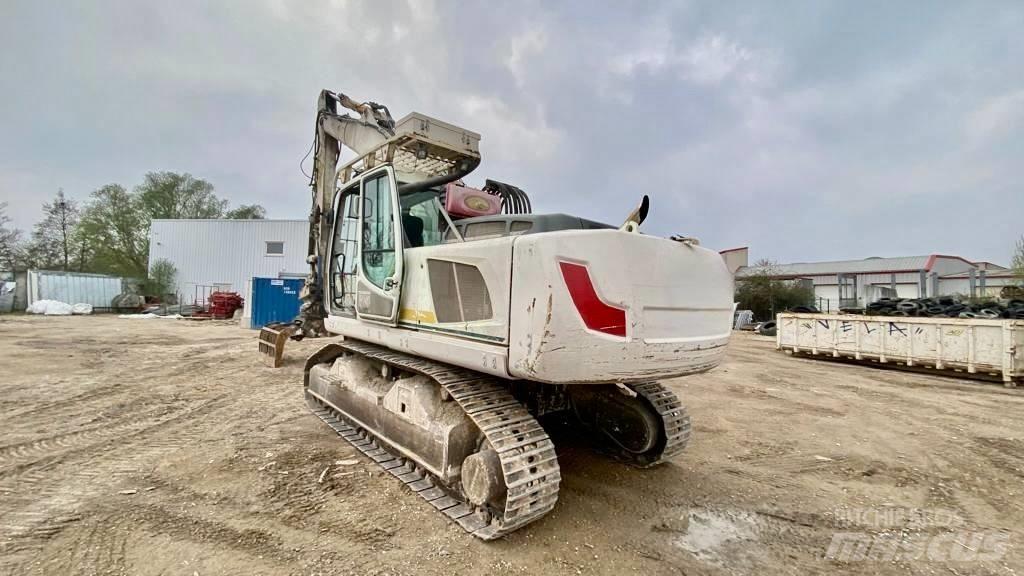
[731, 249, 1021, 311]
[148, 219, 310, 306]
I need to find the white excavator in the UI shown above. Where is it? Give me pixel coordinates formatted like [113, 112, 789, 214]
[259, 90, 734, 539]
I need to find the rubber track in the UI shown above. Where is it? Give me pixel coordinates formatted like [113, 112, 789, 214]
[305, 339, 561, 540]
[627, 382, 692, 467]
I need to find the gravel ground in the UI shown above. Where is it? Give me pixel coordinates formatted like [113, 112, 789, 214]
[1, 315, 1021, 575]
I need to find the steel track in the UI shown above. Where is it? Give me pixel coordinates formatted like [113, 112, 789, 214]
[628, 382, 692, 466]
[305, 339, 561, 540]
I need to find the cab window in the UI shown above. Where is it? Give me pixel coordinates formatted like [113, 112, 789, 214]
[361, 173, 396, 288]
[329, 187, 359, 314]
[400, 191, 446, 248]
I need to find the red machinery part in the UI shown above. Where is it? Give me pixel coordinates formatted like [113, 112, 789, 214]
[557, 261, 627, 338]
[202, 291, 244, 319]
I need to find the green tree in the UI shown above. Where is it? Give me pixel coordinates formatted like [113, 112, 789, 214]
[147, 258, 178, 296]
[69, 225, 94, 273]
[0, 202, 25, 270]
[735, 259, 816, 321]
[68, 172, 256, 278]
[78, 184, 150, 277]
[225, 204, 267, 219]
[137, 171, 226, 220]
[28, 189, 80, 270]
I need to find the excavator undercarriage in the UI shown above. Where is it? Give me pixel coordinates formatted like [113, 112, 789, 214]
[303, 340, 690, 539]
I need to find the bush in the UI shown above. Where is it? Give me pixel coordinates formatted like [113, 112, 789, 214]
[735, 260, 815, 321]
[147, 259, 177, 297]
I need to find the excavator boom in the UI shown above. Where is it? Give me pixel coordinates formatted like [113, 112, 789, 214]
[298, 90, 396, 336]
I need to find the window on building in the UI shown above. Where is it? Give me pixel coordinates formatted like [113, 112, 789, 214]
[265, 241, 285, 256]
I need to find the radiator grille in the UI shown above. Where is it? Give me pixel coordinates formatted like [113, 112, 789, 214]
[427, 259, 493, 323]
[428, 260, 462, 323]
[455, 263, 492, 321]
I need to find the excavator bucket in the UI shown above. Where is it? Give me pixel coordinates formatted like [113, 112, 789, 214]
[258, 323, 296, 368]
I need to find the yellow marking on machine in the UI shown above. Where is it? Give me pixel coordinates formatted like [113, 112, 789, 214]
[399, 308, 438, 323]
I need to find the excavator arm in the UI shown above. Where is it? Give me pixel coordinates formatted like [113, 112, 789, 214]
[260, 88, 484, 366]
[299, 90, 396, 337]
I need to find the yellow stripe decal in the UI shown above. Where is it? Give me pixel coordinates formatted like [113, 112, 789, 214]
[398, 308, 438, 323]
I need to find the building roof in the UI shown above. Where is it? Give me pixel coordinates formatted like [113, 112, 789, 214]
[971, 261, 1008, 271]
[941, 269, 1022, 279]
[150, 218, 307, 223]
[735, 254, 977, 278]
[718, 246, 748, 255]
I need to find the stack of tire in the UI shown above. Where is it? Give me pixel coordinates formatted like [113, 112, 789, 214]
[852, 297, 1024, 319]
[756, 321, 777, 336]
[756, 305, 821, 336]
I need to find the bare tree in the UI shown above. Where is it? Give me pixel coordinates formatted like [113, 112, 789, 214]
[29, 189, 80, 270]
[0, 202, 25, 270]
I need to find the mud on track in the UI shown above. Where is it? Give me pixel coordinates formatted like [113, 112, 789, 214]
[1, 315, 1021, 575]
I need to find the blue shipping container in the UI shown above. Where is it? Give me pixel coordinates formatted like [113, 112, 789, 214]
[251, 277, 304, 329]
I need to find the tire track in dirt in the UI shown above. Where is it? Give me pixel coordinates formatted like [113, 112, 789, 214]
[141, 468, 401, 554]
[0, 402, 209, 470]
[0, 380, 128, 422]
[0, 364, 301, 571]
[0, 393, 236, 479]
[0, 393, 245, 569]
[0, 343, 248, 427]
[34, 515, 130, 576]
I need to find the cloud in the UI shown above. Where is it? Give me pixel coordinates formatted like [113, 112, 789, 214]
[965, 89, 1024, 148]
[611, 31, 761, 86]
[503, 25, 548, 88]
[0, 1, 1021, 265]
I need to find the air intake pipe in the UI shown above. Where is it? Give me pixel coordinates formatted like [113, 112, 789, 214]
[397, 156, 481, 195]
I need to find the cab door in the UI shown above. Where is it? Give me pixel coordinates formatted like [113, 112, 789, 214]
[355, 165, 403, 325]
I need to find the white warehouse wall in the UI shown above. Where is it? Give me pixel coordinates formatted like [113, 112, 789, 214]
[150, 219, 310, 304]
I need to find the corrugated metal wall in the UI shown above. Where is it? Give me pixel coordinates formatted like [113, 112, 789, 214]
[27, 270, 123, 307]
[149, 219, 310, 304]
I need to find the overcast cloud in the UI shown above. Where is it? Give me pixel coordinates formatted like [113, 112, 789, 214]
[1, 1, 1022, 264]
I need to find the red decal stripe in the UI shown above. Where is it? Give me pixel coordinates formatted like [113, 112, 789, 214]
[558, 261, 627, 338]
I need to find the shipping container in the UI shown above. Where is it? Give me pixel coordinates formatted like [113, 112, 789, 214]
[776, 312, 1024, 387]
[27, 270, 123, 308]
[250, 277, 304, 329]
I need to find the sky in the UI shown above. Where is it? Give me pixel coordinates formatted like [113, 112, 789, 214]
[1, 1, 1022, 265]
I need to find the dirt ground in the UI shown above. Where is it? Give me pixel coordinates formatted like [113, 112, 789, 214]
[1, 315, 1022, 576]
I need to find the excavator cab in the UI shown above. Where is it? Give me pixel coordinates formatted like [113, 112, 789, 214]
[328, 165, 404, 325]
